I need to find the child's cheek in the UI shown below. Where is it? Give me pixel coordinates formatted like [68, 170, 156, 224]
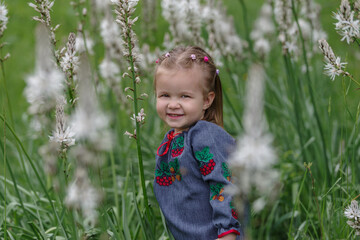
[156, 99, 164, 117]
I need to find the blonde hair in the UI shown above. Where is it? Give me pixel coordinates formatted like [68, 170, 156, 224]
[154, 46, 223, 127]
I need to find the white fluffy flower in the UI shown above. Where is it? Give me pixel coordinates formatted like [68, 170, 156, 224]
[130, 108, 146, 123]
[334, 11, 360, 44]
[49, 126, 75, 146]
[99, 57, 120, 80]
[345, 200, 360, 220]
[25, 68, 64, 114]
[345, 200, 360, 235]
[94, 0, 111, 11]
[251, 2, 274, 40]
[100, 17, 122, 49]
[254, 38, 271, 57]
[70, 54, 111, 150]
[228, 64, 278, 214]
[0, 2, 8, 35]
[60, 51, 79, 73]
[76, 32, 94, 54]
[161, 0, 192, 42]
[324, 57, 347, 80]
[203, 2, 243, 58]
[49, 99, 76, 147]
[334, 0, 360, 44]
[319, 39, 348, 80]
[65, 171, 101, 226]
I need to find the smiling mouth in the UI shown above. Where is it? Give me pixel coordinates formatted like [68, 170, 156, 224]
[167, 113, 184, 118]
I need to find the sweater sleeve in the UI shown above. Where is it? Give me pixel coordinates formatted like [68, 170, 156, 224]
[189, 121, 242, 238]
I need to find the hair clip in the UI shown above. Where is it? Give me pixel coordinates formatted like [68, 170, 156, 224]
[191, 54, 196, 60]
[216, 69, 219, 75]
[204, 56, 209, 62]
[165, 52, 170, 57]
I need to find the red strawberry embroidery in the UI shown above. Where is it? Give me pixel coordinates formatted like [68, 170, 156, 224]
[230, 201, 238, 219]
[210, 183, 224, 201]
[222, 162, 232, 182]
[155, 159, 182, 186]
[155, 162, 173, 186]
[171, 136, 184, 157]
[195, 147, 216, 176]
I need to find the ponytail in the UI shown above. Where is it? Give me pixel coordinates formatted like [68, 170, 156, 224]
[203, 73, 223, 127]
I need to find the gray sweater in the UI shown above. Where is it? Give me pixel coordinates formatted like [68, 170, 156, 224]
[154, 120, 242, 240]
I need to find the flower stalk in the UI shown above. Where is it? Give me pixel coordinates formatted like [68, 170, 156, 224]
[113, 0, 149, 210]
[318, 39, 360, 86]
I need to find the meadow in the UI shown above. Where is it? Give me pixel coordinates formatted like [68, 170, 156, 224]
[1, 0, 360, 239]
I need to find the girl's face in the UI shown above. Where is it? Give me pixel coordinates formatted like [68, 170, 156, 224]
[155, 66, 215, 134]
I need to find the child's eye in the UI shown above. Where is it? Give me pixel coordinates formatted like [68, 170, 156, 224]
[159, 94, 169, 98]
[181, 95, 190, 98]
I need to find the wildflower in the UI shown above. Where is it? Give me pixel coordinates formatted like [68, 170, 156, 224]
[333, 0, 360, 44]
[323, 58, 347, 80]
[99, 56, 120, 81]
[65, 169, 101, 227]
[130, 108, 146, 123]
[60, 32, 79, 75]
[203, 0, 243, 60]
[355, 0, 360, 12]
[185, 0, 204, 46]
[253, 38, 271, 59]
[29, 0, 59, 51]
[112, 0, 140, 62]
[228, 64, 278, 216]
[70, 54, 111, 150]
[75, 31, 94, 54]
[0, 2, 8, 37]
[300, 0, 328, 52]
[124, 130, 136, 139]
[318, 39, 348, 80]
[94, 0, 111, 12]
[250, 1, 274, 58]
[345, 200, 360, 235]
[24, 24, 64, 115]
[28, 0, 54, 26]
[100, 14, 124, 61]
[161, 0, 192, 44]
[49, 97, 76, 148]
[39, 141, 60, 176]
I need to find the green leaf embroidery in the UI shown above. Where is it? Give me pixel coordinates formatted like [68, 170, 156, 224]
[195, 146, 213, 163]
[172, 136, 184, 149]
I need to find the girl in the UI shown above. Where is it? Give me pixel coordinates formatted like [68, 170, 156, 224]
[154, 46, 242, 240]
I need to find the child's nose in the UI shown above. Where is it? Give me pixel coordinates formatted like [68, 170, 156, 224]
[168, 99, 180, 109]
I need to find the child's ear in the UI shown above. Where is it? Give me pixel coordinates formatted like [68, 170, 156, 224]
[203, 91, 215, 110]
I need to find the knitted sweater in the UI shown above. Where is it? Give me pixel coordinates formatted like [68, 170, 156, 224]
[154, 120, 242, 240]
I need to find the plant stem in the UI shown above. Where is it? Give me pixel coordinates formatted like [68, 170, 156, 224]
[110, 150, 120, 223]
[238, 0, 254, 58]
[305, 163, 323, 240]
[2, 69, 6, 240]
[0, 114, 69, 239]
[291, 0, 330, 185]
[121, 1, 149, 211]
[283, 55, 308, 164]
[288, 167, 308, 238]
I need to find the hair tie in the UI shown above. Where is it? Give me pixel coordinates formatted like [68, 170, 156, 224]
[165, 52, 170, 58]
[204, 56, 209, 62]
[156, 59, 159, 63]
[191, 54, 196, 60]
[216, 69, 219, 75]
